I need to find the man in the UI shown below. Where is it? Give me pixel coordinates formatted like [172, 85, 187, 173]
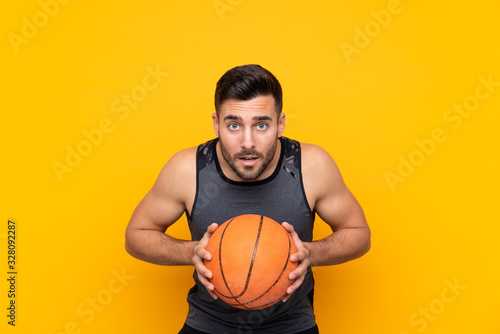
[125, 64, 371, 333]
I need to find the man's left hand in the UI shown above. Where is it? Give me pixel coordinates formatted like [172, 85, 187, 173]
[281, 222, 311, 303]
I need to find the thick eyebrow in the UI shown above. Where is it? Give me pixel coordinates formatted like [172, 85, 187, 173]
[223, 115, 273, 122]
[223, 115, 242, 121]
[253, 116, 273, 122]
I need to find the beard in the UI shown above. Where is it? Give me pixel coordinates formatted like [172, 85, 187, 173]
[219, 138, 278, 181]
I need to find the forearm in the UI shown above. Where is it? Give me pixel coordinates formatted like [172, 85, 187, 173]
[125, 229, 197, 266]
[304, 226, 371, 266]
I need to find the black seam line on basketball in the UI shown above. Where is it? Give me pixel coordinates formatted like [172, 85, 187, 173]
[234, 227, 293, 308]
[219, 218, 237, 300]
[243, 293, 288, 310]
[233, 215, 265, 309]
[217, 215, 264, 309]
[216, 217, 244, 300]
[217, 216, 260, 307]
[244, 215, 264, 292]
[225, 292, 288, 310]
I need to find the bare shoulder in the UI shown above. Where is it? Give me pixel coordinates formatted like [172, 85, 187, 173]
[300, 142, 346, 204]
[300, 142, 367, 233]
[301, 142, 332, 160]
[158, 146, 197, 176]
[153, 146, 197, 202]
[300, 143, 342, 179]
[127, 146, 198, 233]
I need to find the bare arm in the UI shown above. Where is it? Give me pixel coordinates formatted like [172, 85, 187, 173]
[125, 148, 198, 266]
[283, 144, 370, 300]
[125, 147, 220, 298]
[303, 143, 370, 266]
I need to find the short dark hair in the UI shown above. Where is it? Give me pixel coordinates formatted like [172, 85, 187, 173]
[214, 64, 283, 115]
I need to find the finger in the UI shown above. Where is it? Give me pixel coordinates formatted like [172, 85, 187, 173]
[193, 243, 210, 262]
[282, 222, 302, 247]
[193, 247, 213, 274]
[289, 257, 309, 279]
[207, 290, 218, 299]
[194, 259, 215, 289]
[198, 248, 212, 261]
[290, 248, 307, 263]
[286, 272, 305, 296]
[199, 223, 218, 246]
[196, 267, 213, 284]
[207, 223, 218, 234]
[196, 270, 218, 299]
[282, 275, 304, 303]
[282, 294, 291, 303]
[196, 223, 219, 261]
[197, 275, 218, 299]
[281, 222, 294, 234]
[196, 261, 212, 277]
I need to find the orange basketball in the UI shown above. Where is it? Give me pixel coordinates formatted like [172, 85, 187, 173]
[204, 214, 298, 310]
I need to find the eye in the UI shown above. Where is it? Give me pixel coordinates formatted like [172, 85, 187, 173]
[256, 123, 268, 130]
[229, 123, 240, 130]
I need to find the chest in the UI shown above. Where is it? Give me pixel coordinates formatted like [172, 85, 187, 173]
[188, 162, 314, 241]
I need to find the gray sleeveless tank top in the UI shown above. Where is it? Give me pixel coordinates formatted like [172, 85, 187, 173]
[185, 136, 316, 333]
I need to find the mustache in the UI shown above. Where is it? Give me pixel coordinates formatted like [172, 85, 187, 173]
[235, 150, 263, 158]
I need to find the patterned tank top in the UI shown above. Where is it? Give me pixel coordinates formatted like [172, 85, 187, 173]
[185, 136, 316, 333]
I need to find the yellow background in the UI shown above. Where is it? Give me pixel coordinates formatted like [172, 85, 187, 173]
[2, 0, 499, 333]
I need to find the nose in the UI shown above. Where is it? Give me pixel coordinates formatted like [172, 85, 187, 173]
[241, 128, 255, 149]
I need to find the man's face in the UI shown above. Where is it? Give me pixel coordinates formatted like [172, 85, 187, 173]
[213, 95, 285, 181]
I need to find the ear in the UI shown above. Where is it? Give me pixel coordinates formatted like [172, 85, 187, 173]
[277, 112, 286, 137]
[212, 113, 220, 137]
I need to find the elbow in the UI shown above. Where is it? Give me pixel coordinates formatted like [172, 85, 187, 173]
[359, 227, 371, 257]
[124, 239, 136, 259]
[351, 226, 371, 261]
[124, 240, 134, 257]
[361, 237, 371, 257]
[124, 229, 140, 260]
[125, 239, 144, 262]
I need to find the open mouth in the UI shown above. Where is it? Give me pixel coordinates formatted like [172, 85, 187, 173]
[239, 156, 258, 166]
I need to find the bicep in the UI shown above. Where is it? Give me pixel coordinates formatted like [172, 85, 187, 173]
[127, 185, 186, 234]
[305, 145, 367, 232]
[315, 183, 367, 232]
[126, 149, 196, 234]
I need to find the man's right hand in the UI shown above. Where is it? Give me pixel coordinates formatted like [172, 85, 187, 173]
[192, 223, 219, 299]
